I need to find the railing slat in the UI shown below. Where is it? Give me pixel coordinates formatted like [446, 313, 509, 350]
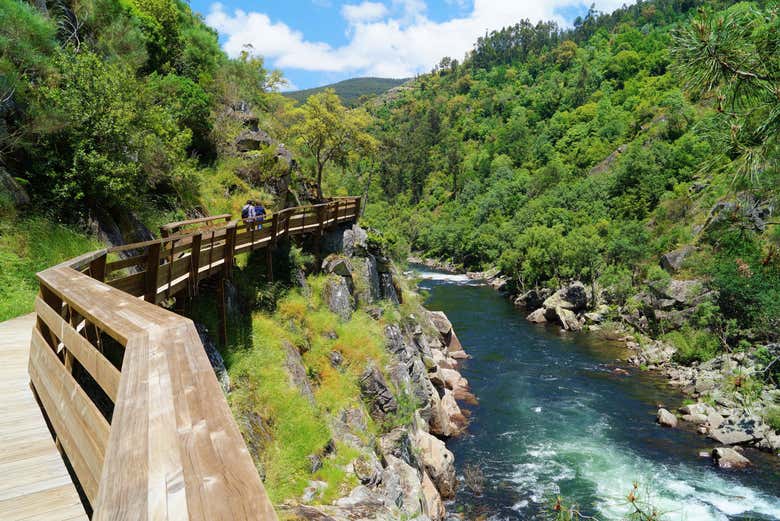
[35, 296, 121, 402]
[29, 328, 109, 504]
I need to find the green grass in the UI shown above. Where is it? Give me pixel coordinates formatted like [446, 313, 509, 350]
[0, 216, 102, 321]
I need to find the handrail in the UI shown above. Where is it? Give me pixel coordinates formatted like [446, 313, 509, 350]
[159, 213, 232, 237]
[28, 197, 361, 520]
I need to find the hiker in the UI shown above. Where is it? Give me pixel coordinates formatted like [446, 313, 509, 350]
[241, 200, 256, 229]
[254, 201, 266, 230]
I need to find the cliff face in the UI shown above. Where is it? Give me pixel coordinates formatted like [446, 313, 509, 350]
[218, 224, 472, 520]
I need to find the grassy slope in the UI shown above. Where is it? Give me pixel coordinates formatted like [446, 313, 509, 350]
[285, 77, 409, 107]
[0, 213, 102, 321]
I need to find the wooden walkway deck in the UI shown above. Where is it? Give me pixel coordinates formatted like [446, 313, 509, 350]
[0, 314, 87, 521]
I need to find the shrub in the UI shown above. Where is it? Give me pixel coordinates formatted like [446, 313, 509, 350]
[765, 407, 780, 432]
[665, 327, 720, 364]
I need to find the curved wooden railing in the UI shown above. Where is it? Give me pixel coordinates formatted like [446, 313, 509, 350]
[28, 197, 361, 520]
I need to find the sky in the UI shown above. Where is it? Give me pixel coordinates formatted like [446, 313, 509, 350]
[189, 0, 633, 91]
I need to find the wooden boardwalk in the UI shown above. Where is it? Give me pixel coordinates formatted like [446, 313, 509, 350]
[0, 314, 87, 521]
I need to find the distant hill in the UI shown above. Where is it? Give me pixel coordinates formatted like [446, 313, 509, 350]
[284, 77, 409, 107]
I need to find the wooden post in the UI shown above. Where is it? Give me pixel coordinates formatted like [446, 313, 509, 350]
[333, 200, 340, 225]
[165, 239, 176, 299]
[224, 223, 237, 281]
[89, 254, 107, 282]
[190, 232, 202, 296]
[144, 242, 161, 303]
[354, 197, 362, 221]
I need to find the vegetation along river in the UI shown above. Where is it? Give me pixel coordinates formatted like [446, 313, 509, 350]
[415, 269, 780, 521]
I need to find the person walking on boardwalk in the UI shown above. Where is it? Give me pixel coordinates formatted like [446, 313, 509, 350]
[254, 200, 266, 230]
[241, 199, 256, 229]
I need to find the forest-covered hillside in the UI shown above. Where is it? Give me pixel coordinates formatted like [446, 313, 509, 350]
[284, 77, 409, 107]
[339, 0, 779, 358]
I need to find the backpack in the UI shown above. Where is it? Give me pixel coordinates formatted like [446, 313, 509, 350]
[241, 205, 251, 219]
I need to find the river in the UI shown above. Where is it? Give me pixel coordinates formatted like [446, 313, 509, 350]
[415, 269, 780, 521]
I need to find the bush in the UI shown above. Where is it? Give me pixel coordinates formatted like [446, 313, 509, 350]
[765, 407, 780, 432]
[665, 327, 721, 364]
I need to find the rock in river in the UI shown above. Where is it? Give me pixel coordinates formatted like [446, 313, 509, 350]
[657, 408, 677, 428]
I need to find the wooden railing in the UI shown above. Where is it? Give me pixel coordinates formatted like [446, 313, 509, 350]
[28, 197, 361, 520]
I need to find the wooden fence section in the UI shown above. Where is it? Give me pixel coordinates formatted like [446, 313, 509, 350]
[28, 197, 361, 520]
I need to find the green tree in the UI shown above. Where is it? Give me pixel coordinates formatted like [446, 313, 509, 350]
[289, 90, 376, 200]
[672, 2, 779, 185]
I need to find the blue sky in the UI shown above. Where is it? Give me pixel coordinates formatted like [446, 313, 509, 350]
[192, 1, 629, 91]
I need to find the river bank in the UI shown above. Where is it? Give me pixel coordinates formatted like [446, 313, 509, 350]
[414, 270, 780, 520]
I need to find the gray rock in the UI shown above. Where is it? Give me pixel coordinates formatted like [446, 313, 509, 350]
[543, 282, 588, 312]
[514, 288, 551, 309]
[682, 413, 709, 425]
[380, 455, 424, 517]
[428, 311, 452, 336]
[553, 307, 582, 331]
[660, 246, 695, 273]
[322, 254, 354, 277]
[301, 480, 328, 503]
[712, 447, 751, 469]
[353, 453, 383, 486]
[343, 225, 369, 257]
[526, 308, 547, 323]
[709, 429, 754, 445]
[353, 255, 382, 306]
[284, 342, 316, 406]
[380, 272, 400, 304]
[657, 408, 677, 428]
[329, 350, 343, 368]
[323, 275, 354, 320]
[360, 365, 398, 421]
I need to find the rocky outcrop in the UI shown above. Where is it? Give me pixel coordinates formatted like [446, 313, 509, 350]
[521, 281, 591, 331]
[360, 365, 399, 421]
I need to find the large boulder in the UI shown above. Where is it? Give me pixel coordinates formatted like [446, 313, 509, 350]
[526, 308, 547, 324]
[413, 429, 456, 498]
[709, 429, 754, 446]
[323, 275, 355, 320]
[660, 246, 695, 274]
[360, 365, 398, 421]
[653, 279, 713, 308]
[428, 311, 452, 336]
[712, 447, 751, 469]
[543, 282, 588, 312]
[379, 428, 417, 468]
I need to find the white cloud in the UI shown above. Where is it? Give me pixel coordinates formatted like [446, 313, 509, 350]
[342, 2, 389, 24]
[206, 1, 636, 79]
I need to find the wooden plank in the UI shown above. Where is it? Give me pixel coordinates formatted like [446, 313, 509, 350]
[0, 314, 87, 521]
[223, 224, 236, 280]
[106, 254, 148, 273]
[108, 271, 145, 296]
[35, 297, 120, 402]
[29, 328, 110, 505]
